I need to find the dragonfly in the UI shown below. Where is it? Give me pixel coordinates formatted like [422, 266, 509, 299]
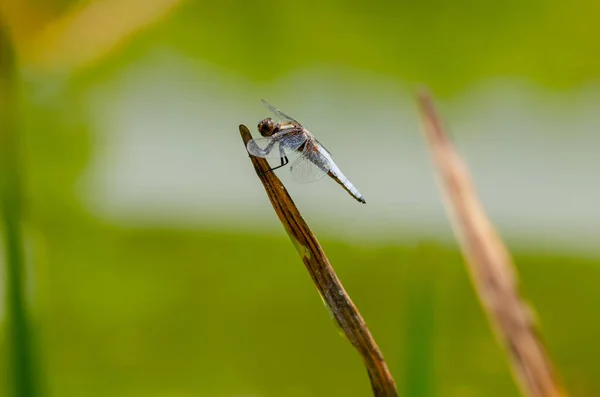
[246, 100, 366, 204]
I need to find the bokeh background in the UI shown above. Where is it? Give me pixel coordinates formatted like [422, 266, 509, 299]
[1, 0, 600, 396]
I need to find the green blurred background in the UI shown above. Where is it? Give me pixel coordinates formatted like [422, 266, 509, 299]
[1, 0, 600, 396]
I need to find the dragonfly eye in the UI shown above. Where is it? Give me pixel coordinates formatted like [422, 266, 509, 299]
[258, 118, 275, 137]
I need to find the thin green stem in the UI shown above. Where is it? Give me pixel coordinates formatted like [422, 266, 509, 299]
[0, 19, 39, 397]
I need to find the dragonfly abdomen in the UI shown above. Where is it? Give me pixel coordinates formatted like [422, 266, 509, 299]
[315, 145, 366, 204]
[327, 166, 366, 204]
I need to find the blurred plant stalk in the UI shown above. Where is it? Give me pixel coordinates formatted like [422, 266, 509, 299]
[417, 89, 565, 397]
[0, 0, 185, 70]
[0, 18, 40, 397]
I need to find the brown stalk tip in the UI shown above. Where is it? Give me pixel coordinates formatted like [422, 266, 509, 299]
[239, 124, 252, 146]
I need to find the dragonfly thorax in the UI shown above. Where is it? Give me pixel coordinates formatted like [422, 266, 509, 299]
[258, 118, 276, 137]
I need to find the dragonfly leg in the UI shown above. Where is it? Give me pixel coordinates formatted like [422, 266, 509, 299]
[265, 156, 289, 173]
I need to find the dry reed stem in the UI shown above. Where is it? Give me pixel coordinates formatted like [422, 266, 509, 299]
[240, 124, 397, 397]
[416, 89, 565, 397]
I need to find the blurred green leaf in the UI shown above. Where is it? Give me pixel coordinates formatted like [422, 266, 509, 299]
[0, 20, 41, 397]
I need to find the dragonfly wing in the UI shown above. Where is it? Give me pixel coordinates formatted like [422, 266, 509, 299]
[246, 134, 308, 159]
[261, 100, 299, 123]
[289, 145, 332, 184]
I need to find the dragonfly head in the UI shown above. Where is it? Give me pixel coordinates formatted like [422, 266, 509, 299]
[258, 118, 276, 137]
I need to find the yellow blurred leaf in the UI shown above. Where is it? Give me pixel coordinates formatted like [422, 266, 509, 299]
[4, 0, 186, 70]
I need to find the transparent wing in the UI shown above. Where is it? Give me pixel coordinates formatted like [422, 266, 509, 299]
[261, 99, 299, 123]
[289, 145, 332, 183]
[246, 134, 307, 159]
